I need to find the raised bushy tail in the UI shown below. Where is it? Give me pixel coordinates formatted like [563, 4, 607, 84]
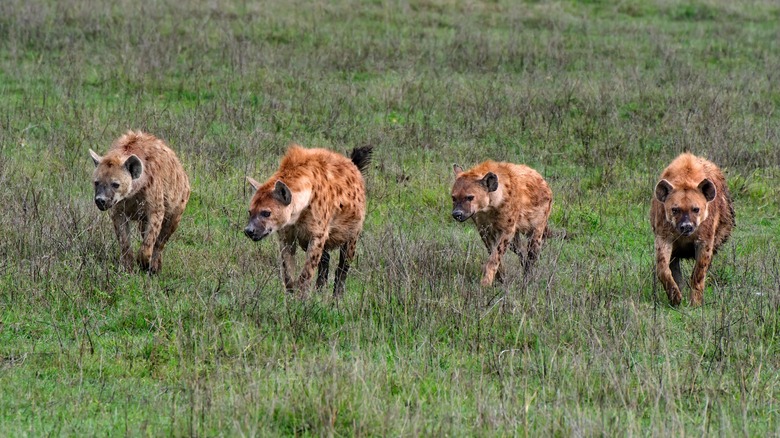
[350, 146, 373, 174]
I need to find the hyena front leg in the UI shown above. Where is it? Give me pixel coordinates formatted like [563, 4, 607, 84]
[655, 237, 682, 306]
[690, 241, 714, 306]
[334, 239, 357, 298]
[111, 210, 133, 271]
[478, 225, 505, 284]
[315, 251, 330, 291]
[138, 209, 164, 273]
[297, 232, 329, 298]
[279, 238, 297, 293]
[482, 231, 513, 287]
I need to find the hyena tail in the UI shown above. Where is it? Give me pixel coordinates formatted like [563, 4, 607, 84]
[350, 146, 373, 175]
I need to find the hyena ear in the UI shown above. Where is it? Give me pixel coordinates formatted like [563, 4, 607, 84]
[655, 179, 674, 202]
[453, 164, 464, 176]
[481, 172, 499, 192]
[89, 149, 102, 167]
[698, 178, 716, 202]
[246, 176, 262, 191]
[273, 180, 292, 206]
[124, 155, 143, 180]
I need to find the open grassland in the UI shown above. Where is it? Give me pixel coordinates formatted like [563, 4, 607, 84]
[1, 0, 780, 435]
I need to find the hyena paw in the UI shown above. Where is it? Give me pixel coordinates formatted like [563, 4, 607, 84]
[137, 252, 155, 274]
[295, 290, 309, 301]
[121, 261, 135, 272]
[296, 278, 313, 292]
[119, 253, 135, 272]
[668, 292, 682, 307]
[150, 254, 163, 275]
[147, 261, 161, 275]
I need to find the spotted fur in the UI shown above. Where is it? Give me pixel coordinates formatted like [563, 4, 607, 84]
[245, 144, 372, 298]
[651, 153, 735, 306]
[90, 131, 190, 274]
[451, 161, 553, 286]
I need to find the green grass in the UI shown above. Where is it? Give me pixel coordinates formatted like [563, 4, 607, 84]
[2, 0, 780, 435]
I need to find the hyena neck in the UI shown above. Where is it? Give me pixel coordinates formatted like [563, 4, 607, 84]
[487, 185, 505, 208]
[127, 174, 150, 199]
[288, 187, 313, 223]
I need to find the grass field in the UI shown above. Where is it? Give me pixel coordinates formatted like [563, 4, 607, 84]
[1, 0, 780, 435]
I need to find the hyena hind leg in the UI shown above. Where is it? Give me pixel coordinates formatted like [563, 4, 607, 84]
[333, 240, 357, 298]
[509, 233, 521, 256]
[523, 227, 545, 275]
[670, 257, 685, 292]
[149, 214, 183, 274]
[137, 212, 164, 274]
[316, 251, 330, 291]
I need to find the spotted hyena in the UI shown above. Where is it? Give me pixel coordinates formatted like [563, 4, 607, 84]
[244, 144, 373, 298]
[651, 153, 735, 306]
[451, 161, 553, 286]
[89, 131, 190, 274]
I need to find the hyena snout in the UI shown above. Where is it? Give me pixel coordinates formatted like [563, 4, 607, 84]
[94, 195, 111, 211]
[678, 221, 694, 236]
[452, 209, 469, 222]
[244, 223, 270, 242]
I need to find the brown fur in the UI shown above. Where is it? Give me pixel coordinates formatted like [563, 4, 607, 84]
[451, 161, 553, 286]
[90, 131, 190, 274]
[244, 144, 371, 298]
[651, 153, 735, 306]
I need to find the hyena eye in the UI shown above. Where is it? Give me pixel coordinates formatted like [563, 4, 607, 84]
[260, 210, 271, 218]
[671, 207, 681, 214]
[111, 182, 120, 189]
[94, 181, 99, 187]
[692, 207, 700, 213]
[466, 195, 474, 201]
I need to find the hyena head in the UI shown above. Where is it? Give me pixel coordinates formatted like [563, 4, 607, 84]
[244, 177, 293, 241]
[450, 164, 498, 222]
[89, 149, 143, 211]
[655, 178, 716, 237]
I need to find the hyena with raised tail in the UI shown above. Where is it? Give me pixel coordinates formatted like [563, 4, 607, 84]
[245, 144, 372, 299]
